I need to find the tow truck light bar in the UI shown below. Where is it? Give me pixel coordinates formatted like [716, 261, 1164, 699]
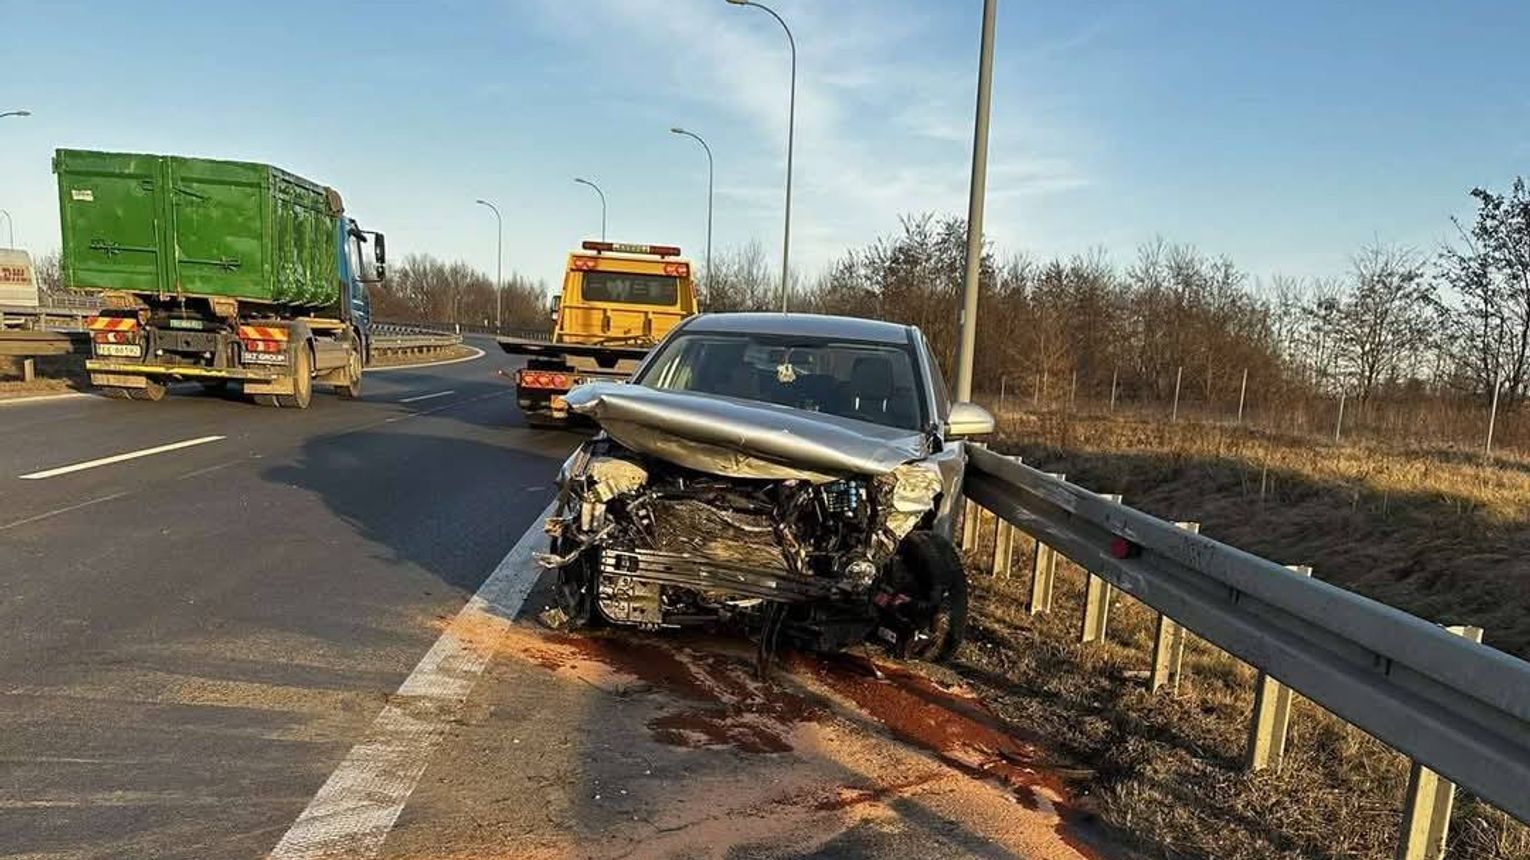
[581, 241, 682, 258]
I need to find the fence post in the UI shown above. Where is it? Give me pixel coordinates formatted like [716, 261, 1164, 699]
[1150, 521, 1201, 693]
[1395, 624, 1483, 860]
[1237, 368, 1248, 424]
[1079, 494, 1123, 643]
[1246, 564, 1312, 771]
[1171, 366, 1183, 422]
[961, 498, 980, 551]
[1026, 472, 1066, 614]
[1109, 367, 1118, 413]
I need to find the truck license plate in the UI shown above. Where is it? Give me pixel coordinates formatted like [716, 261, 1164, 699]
[95, 344, 142, 358]
[243, 352, 288, 365]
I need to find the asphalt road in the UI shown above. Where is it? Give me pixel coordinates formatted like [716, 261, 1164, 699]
[0, 340, 1105, 860]
[0, 340, 577, 859]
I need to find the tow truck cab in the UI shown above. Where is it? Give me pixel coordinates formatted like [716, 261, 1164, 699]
[509, 241, 698, 424]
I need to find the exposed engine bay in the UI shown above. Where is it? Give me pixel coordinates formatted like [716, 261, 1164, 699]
[537, 383, 968, 662]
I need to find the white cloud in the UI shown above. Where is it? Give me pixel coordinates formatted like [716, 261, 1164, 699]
[527, 0, 1090, 271]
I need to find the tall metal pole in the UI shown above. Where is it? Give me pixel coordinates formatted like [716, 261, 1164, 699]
[954, 0, 998, 402]
[0, 209, 12, 248]
[475, 199, 503, 330]
[574, 178, 606, 241]
[671, 127, 714, 285]
[726, 0, 795, 312]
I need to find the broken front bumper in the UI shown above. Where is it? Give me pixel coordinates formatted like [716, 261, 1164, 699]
[599, 548, 837, 604]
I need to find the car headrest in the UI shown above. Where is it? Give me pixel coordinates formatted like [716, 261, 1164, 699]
[851, 356, 894, 400]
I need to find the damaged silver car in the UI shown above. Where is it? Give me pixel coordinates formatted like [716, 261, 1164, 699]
[538, 313, 995, 663]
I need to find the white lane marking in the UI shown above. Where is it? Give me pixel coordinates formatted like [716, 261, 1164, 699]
[266, 501, 555, 860]
[363, 346, 485, 374]
[0, 392, 95, 407]
[0, 492, 129, 531]
[398, 389, 455, 404]
[19, 435, 227, 480]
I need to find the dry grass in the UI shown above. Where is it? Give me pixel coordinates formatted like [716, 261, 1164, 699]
[368, 343, 478, 368]
[987, 408, 1530, 660]
[948, 409, 1530, 860]
[0, 354, 88, 399]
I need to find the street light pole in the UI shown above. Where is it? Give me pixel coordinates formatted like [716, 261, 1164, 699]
[954, 0, 998, 403]
[475, 199, 503, 330]
[725, 0, 795, 312]
[0, 110, 30, 120]
[573, 178, 606, 241]
[0, 209, 12, 248]
[670, 127, 714, 286]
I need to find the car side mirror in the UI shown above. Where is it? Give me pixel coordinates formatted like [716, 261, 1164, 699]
[946, 401, 996, 437]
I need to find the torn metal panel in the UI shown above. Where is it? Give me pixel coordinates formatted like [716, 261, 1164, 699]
[564, 382, 930, 481]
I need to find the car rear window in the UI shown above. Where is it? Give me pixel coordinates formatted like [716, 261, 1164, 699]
[638, 332, 927, 430]
[580, 271, 679, 306]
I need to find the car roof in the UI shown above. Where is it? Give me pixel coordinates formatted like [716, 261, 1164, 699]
[681, 312, 915, 345]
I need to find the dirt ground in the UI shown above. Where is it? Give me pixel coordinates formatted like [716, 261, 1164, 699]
[376, 606, 1137, 860]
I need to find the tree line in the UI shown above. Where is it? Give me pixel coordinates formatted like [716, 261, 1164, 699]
[702, 176, 1530, 448]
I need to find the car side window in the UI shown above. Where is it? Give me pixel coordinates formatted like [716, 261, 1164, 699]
[924, 334, 951, 422]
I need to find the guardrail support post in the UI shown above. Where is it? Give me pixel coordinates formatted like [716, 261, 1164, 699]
[1246, 563, 1312, 771]
[961, 499, 980, 551]
[1395, 624, 1482, 860]
[1080, 493, 1123, 643]
[1150, 521, 1201, 693]
[1025, 473, 1066, 614]
[990, 517, 1015, 578]
[21, 357, 36, 383]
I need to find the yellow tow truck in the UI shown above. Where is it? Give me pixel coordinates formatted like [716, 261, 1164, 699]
[498, 241, 698, 426]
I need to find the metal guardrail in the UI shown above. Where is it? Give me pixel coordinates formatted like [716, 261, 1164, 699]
[959, 445, 1530, 849]
[0, 323, 458, 364]
[0, 330, 87, 358]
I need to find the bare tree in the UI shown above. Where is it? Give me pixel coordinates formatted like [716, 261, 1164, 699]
[1327, 244, 1434, 403]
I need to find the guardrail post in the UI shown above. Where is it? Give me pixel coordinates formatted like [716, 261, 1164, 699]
[1150, 521, 1201, 693]
[961, 498, 980, 551]
[1395, 624, 1482, 860]
[21, 357, 36, 383]
[990, 513, 1015, 578]
[1080, 493, 1123, 643]
[1025, 473, 1066, 614]
[1246, 563, 1312, 771]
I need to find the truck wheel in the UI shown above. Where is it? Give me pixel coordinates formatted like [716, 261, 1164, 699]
[275, 347, 313, 409]
[335, 351, 363, 400]
[126, 379, 167, 402]
[892, 531, 969, 664]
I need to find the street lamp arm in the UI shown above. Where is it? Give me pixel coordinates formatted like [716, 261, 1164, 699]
[726, 0, 796, 312]
[0, 110, 31, 119]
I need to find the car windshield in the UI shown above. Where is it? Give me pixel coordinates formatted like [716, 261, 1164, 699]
[637, 332, 926, 431]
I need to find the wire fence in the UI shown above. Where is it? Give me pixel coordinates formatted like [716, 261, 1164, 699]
[981, 366, 1528, 456]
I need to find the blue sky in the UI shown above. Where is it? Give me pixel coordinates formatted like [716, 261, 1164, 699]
[2, 0, 1527, 292]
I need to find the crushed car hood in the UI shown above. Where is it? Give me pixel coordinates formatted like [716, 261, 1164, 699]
[564, 382, 930, 482]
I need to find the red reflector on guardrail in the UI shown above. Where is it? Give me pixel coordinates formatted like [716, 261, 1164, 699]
[1110, 537, 1140, 559]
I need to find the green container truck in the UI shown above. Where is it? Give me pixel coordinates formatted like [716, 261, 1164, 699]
[54, 149, 386, 406]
